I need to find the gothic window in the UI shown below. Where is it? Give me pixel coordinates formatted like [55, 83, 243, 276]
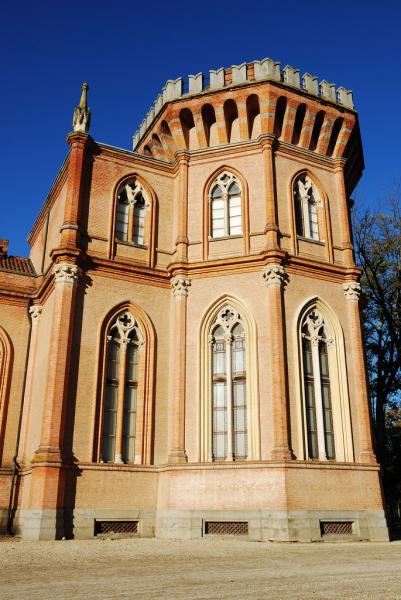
[210, 172, 242, 238]
[294, 174, 321, 241]
[301, 308, 335, 460]
[101, 311, 143, 463]
[210, 307, 247, 460]
[115, 180, 148, 245]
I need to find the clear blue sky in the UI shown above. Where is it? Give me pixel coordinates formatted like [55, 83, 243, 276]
[1, 0, 400, 256]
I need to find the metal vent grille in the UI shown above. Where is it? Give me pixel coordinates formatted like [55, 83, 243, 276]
[95, 520, 138, 535]
[321, 521, 353, 536]
[205, 521, 248, 535]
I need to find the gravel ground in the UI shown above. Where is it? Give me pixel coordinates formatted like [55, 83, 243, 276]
[0, 537, 400, 599]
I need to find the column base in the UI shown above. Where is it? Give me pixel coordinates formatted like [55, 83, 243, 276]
[167, 450, 188, 464]
[16, 509, 66, 540]
[270, 446, 294, 460]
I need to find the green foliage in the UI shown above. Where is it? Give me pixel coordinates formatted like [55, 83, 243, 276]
[353, 194, 401, 525]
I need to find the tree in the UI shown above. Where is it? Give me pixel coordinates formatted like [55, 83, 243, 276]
[353, 193, 401, 525]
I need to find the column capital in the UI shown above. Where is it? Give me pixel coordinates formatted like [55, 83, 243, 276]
[171, 276, 191, 297]
[29, 305, 43, 322]
[343, 282, 361, 301]
[52, 262, 82, 284]
[262, 264, 287, 287]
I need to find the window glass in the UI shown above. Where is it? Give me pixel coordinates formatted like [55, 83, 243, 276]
[116, 200, 129, 241]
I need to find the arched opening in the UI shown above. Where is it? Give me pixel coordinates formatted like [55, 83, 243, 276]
[95, 303, 156, 465]
[201, 104, 218, 147]
[246, 94, 261, 139]
[209, 171, 242, 238]
[295, 298, 353, 462]
[291, 104, 306, 145]
[309, 111, 325, 151]
[179, 108, 197, 149]
[143, 145, 153, 156]
[273, 96, 287, 138]
[224, 99, 240, 143]
[326, 117, 344, 157]
[151, 134, 165, 160]
[293, 172, 322, 240]
[199, 296, 260, 462]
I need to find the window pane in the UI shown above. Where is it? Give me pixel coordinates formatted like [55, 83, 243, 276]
[213, 341, 226, 376]
[133, 204, 146, 245]
[303, 338, 318, 459]
[102, 384, 118, 461]
[122, 385, 137, 463]
[319, 342, 335, 460]
[212, 198, 226, 237]
[211, 185, 223, 199]
[116, 200, 129, 241]
[126, 344, 138, 382]
[213, 382, 227, 459]
[228, 182, 240, 196]
[233, 381, 247, 458]
[106, 342, 120, 380]
[229, 196, 242, 235]
[232, 340, 245, 374]
[308, 201, 319, 240]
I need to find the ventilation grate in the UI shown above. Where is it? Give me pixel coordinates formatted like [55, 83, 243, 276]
[205, 521, 248, 536]
[95, 520, 138, 535]
[321, 521, 353, 536]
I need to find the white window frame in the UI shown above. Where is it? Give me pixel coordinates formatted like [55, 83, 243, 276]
[210, 311, 247, 461]
[294, 174, 321, 241]
[209, 172, 242, 239]
[295, 299, 354, 463]
[116, 180, 149, 246]
[101, 311, 144, 464]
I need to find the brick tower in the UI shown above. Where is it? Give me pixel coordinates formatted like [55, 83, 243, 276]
[0, 59, 388, 541]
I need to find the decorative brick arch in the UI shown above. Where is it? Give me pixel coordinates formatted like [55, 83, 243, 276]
[0, 326, 13, 464]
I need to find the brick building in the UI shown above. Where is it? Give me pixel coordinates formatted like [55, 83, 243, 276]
[0, 57, 389, 541]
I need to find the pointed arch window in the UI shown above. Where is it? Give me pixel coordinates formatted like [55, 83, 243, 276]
[210, 307, 247, 460]
[102, 311, 143, 463]
[301, 308, 335, 460]
[115, 180, 149, 245]
[209, 172, 242, 238]
[294, 174, 321, 241]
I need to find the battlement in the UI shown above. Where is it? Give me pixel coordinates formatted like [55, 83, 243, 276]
[132, 57, 354, 150]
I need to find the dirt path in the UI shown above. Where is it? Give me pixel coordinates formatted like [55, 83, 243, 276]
[0, 538, 400, 599]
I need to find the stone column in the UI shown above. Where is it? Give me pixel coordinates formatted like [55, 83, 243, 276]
[334, 161, 354, 266]
[263, 265, 293, 460]
[343, 282, 376, 463]
[18, 305, 43, 466]
[26, 262, 81, 540]
[60, 132, 91, 249]
[175, 153, 189, 262]
[168, 276, 191, 463]
[261, 137, 279, 250]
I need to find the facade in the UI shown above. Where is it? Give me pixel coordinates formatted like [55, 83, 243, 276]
[0, 58, 389, 541]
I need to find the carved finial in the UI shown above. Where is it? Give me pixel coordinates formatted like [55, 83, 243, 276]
[73, 83, 91, 133]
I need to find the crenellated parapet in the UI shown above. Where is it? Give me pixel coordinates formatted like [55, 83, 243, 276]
[132, 56, 356, 161]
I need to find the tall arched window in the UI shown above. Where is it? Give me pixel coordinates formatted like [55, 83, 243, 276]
[209, 172, 242, 238]
[294, 174, 321, 240]
[102, 310, 143, 463]
[210, 307, 247, 460]
[115, 179, 148, 245]
[301, 308, 335, 460]
[297, 301, 354, 463]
